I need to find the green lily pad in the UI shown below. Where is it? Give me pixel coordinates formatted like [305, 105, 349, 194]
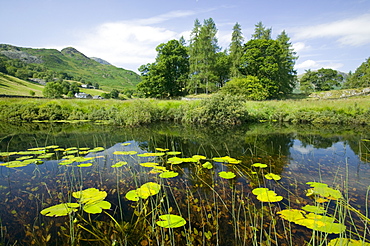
[277, 209, 346, 234]
[264, 173, 281, 181]
[213, 156, 241, 164]
[83, 200, 111, 214]
[328, 238, 370, 246]
[140, 162, 159, 167]
[16, 156, 33, 161]
[252, 163, 267, 168]
[159, 171, 179, 178]
[121, 142, 131, 146]
[306, 182, 342, 200]
[192, 155, 206, 160]
[166, 151, 182, 155]
[167, 157, 184, 164]
[125, 190, 140, 201]
[77, 163, 92, 167]
[88, 147, 105, 153]
[113, 151, 138, 155]
[111, 161, 128, 167]
[202, 162, 213, 169]
[219, 171, 236, 179]
[156, 214, 186, 228]
[72, 188, 107, 205]
[301, 205, 326, 214]
[155, 148, 169, 152]
[137, 153, 165, 157]
[40, 203, 79, 217]
[136, 182, 161, 199]
[252, 188, 283, 202]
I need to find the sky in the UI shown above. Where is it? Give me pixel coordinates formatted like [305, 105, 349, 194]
[1, 0, 370, 74]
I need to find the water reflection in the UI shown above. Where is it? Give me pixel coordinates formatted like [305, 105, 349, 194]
[0, 122, 369, 245]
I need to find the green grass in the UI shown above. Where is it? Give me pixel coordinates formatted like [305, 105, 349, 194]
[0, 72, 44, 96]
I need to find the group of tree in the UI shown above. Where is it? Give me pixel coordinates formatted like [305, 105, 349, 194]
[299, 68, 344, 94]
[43, 80, 80, 98]
[344, 57, 370, 89]
[137, 20, 298, 100]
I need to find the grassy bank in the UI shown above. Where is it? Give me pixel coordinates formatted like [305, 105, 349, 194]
[0, 94, 369, 126]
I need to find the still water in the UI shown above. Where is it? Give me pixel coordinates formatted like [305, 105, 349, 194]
[0, 122, 369, 245]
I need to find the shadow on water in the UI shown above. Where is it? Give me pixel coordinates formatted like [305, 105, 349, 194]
[0, 121, 369, 245]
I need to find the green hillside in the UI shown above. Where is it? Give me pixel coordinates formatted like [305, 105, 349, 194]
[0, 72, 44, 96]
[0, 44, 141, 91]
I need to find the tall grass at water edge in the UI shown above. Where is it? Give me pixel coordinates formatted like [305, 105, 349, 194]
[0, 95, 369, 126]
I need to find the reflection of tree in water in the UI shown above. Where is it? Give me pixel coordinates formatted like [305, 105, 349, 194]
[298, 134, 341, 149]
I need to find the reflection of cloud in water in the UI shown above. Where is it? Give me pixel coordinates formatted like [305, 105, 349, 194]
[291, 140, 314, 154]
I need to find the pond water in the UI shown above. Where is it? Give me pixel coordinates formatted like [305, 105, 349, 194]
[0, 122, 369, 245]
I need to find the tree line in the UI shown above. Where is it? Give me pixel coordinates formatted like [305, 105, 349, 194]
[137, 20, 298, 100]
[137, 19, 370, 99]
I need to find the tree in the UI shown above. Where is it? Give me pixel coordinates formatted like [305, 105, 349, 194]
[344, 57, 370, 88]
[214, 51, 231, 88]
[239, 39, 295, 99]
[43, 82, 63, 98]
[300, 68, 343, 93]
[276, 30, 298, 93]
[229, 22, 244, 78]
[188, 18, 220, 94]
[137, 39, 189, 98]
[252, 21, 272, 40]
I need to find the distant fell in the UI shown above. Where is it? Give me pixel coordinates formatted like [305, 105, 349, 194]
[0, 44, 141, 91]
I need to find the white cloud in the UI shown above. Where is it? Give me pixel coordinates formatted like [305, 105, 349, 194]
[293, 14, 370, 46]
[295, 59, 343, 72]
[72, 10, 200, 72]
[292, 42, 309, 53]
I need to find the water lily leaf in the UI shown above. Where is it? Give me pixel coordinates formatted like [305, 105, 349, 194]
[153, 166, 167, 171]
[1, 161, 29, 168]
[37, 153, 54, 159]
[16, 156, 34, 161]
[156, 214, 186, 228]
[125, 190, 139, 201]
[277, 209, 306, 221]
[159, 171, 179, 178]
[136, 182, 161, 199]
[83, 200, 111, 214]
[167, 157, 184, 164]
[219, 171, 236, 179]
[156, 148, 169, 152]
[166, 151, 182, 155]
[137, 153, 165, 157]
[121, 142, 131, 146]
[88, 147, 105, 153]
[252, 163, 268, 168]
[140, 162, 159, 167]
[28, 147, 45, 151]
[328, 238, 370, 246]
[264, 173, 281, 181]
[40, 203, 79, 217]
[0, 152, 17, 157]
[72, 188, 107, 204]
[202, 162, 213, 169]
[73, 157, 95, 162]
[301, 205, 326, 214]
[213, 156, 241, 164]
[77, 163, 92, 167]
[306, 182, 342, 200]
[252, 188, 283, 202]
[113, 151, 138, 155]
[111, 161, 128, 167]
[192, 155, 206, 160]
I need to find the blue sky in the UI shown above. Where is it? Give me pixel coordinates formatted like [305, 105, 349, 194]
[1, 0, 369, 74]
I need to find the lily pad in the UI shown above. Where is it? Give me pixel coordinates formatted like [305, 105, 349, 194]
[125, 190, 140, 201]
[72, 188, 107, 205]
[155, 148, 169, 152]
[192, 155, 206, 160]
[83, 200, 111, 214]
[301, 205, 326, 214]
[159, 171, 179, 178]
[328, 238, 370, 246]
[77, 163, 92, 167]
[137, 153, 165, 157]
[306, 182, 342, 200]
[202, 162, 213, 169]
[166, 151, 182, 155]
[88, 147, 105, 153]
[213, 156, 241, 164]
[156, 214, 186, 228]
[113, 151, 138, 155]
[252, 163, 267, 168]
[136, 182, 161, 199]
[139, 162, 159, 167]
[40, 203, 79, 217]
[219, 171, 236, 179]
[252, 188, 283, 202]
[264, 173, 281, 181]
[111, 161, 128, 167]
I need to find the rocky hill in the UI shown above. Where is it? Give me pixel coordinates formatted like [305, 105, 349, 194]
[0, 44, 141, 91]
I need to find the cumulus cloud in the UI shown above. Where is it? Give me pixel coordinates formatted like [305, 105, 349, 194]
[293, 14, 370, 46]
[292, 42, 309, 53]
[72, 10, 198, 72]
[295, 59, 343, 72]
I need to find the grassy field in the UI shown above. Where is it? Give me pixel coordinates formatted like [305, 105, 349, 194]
[0, 72, 44, 96]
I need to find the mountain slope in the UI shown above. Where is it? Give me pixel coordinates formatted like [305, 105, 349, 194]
[0, 44, 141, 91]
[0, 72, 44, 96]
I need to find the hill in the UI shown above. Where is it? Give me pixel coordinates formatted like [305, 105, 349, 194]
[0, 44, 141, 91]
[0, 72, 44, 96]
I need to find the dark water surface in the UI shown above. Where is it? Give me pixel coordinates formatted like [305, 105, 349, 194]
[0, 122, 369, 245]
